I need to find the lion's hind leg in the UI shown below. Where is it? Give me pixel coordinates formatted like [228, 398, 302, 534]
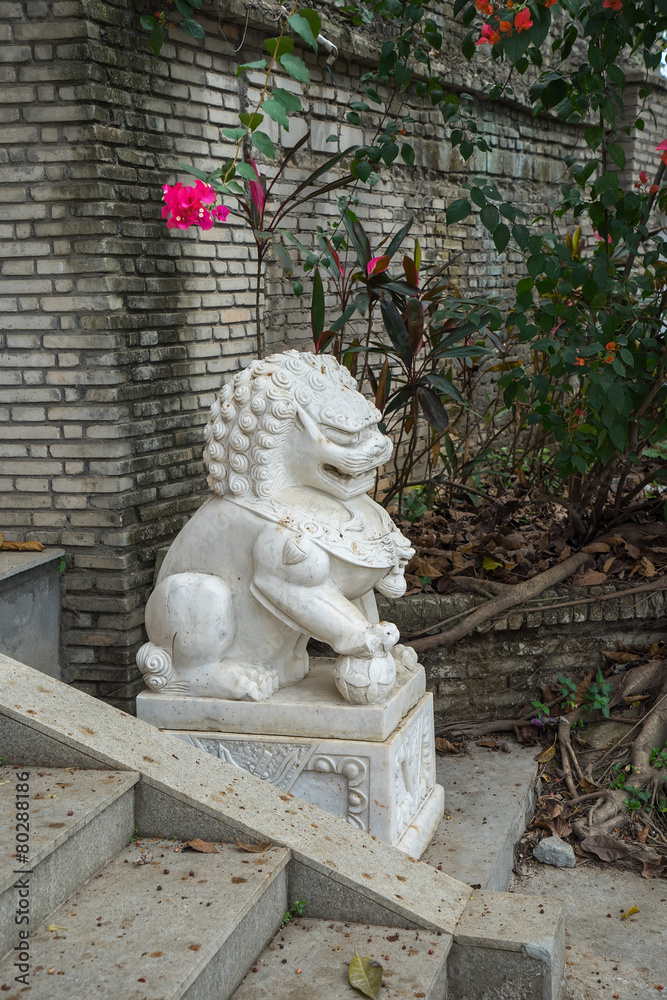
[138, 571, 278, 701]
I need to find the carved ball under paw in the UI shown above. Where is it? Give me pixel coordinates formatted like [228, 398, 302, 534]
[334, 652, 396, 705]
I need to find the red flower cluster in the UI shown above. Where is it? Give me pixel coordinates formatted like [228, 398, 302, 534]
[162, 181, 230, 231]
[474, 1, 537, 45]
[602, 0, 622, 10]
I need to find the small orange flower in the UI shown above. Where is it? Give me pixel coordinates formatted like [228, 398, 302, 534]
[574, 357, 585, 366]
[499, 19, 512, 31]
[605, 354, 614, 363]
[606, 341, 616, 351]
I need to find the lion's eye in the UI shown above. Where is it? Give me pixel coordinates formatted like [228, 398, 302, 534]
[321, 425, 360, 446]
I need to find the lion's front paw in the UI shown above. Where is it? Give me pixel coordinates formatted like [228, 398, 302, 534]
[367, 621, 400, 654]
[391, 643, 419, 675]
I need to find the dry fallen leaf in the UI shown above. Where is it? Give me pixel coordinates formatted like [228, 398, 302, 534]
[582, 542, 611, 554]
[435, 737, 460, 754]
[0, 540, 45, 552]
[575, 569, 608, 586]
[603, 650, 640, 663]
[185, 838, 218, 854]
[535, 744, 556, 764]
[641, 861, 665, 879]
[231, 876, 247, 884]
[549, 816, 572, 839]
[637, 826, 650, 844]
[581, 834, 630, 862]
[349, 951, 383, 999]
[621, 906, 639, 921]
[235, 838, 273, 853]
[476, 739, 498, 749]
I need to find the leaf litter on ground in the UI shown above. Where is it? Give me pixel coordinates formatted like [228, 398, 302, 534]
[395, 493, 667, 596]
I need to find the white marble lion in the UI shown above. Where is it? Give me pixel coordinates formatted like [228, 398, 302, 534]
[136, 351, 415, 704]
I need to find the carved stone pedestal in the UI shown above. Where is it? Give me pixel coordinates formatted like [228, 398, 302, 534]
[138, 659, 444, 857]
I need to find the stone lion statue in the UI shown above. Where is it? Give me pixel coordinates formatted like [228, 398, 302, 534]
[137, 350, 415, 704]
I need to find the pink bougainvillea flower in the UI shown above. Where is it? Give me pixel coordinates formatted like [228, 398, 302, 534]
[162, 181, 228, 231]
[603, 0, 622, 9]
[656, 140, 667, 151]
[366, 255, 390, 277]
[593, 231, 613, 244]
[476, 23, 500, 44]
[247, 158, 266, 216]
[515, 7, 534, 31]
[543, 0, 558, 8]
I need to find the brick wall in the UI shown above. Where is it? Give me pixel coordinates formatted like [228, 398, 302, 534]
[1, 0, 666, 709]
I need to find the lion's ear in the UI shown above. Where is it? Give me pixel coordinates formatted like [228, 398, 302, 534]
[283, 536, 308, 565]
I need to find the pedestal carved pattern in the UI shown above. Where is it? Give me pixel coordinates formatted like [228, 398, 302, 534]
[172, 693, 442, 854]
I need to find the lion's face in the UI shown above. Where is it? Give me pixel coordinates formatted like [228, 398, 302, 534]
[204, 351, 392, 501]
[282, 405, 392, 500]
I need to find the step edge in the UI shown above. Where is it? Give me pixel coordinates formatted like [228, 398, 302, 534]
[0, 771, 139, 895]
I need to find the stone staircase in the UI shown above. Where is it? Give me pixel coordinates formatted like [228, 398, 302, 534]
[0, 653, 565, 999]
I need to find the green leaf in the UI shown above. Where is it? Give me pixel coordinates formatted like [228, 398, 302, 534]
[252, 130, 275, 158]
[262, 98, 290, 130]
[446, 198, 471, 224]
[280, 53, 310, 85]
[272, 87, 302, 112]
[311, 268, 325, 341]
[237, 59, 267, 77]
[349, 952, 383, 999]
[608, 143, 626, 171]
[239, 112, 264, 131]
[180, 18, 205, 39]
[418, 386, 449, 433]
[272, 241, 293, 276]
[584, 125, 603, 151]
[222, 126, 247, 141]
[385, 218, 413, 260]
[401, 143, 415, 167]
[380, 298, 412, 364]
[175, 0, 193, 17]
[288, 9, 321, 52]
[149, 25, 164, 55]
[480, 204, 500, 231]
[140, 14, 157, 29]
[483, 555, 503, 571]
[351, 159, 371, 182]
[493, 223, 510, 253]
[265, 36, 294, 58]
[235, 162, 259, 180]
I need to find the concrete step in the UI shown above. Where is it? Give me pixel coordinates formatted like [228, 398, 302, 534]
[0, 766, 138, 957]
[231, 916, 449, 1000]
[422, 740, 538, 890]
[0, 837, 290, 1000]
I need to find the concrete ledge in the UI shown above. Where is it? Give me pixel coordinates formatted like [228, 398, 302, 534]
[0, 653, 470, 938]
[449, 889, 565, 1000]
[0, 548, 64, 680]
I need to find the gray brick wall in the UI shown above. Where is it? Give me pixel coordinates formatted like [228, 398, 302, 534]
[1, 0, 666, 709]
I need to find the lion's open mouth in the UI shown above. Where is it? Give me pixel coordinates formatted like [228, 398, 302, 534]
[322, 464, 371, 484]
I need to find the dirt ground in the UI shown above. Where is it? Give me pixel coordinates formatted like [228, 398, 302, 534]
[511, 860, 666, 999]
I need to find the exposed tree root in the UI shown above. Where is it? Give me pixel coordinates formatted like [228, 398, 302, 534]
[408, 551, 591, 652]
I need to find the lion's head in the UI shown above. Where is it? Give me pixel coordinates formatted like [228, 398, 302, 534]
[203, 351, 392, 501]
